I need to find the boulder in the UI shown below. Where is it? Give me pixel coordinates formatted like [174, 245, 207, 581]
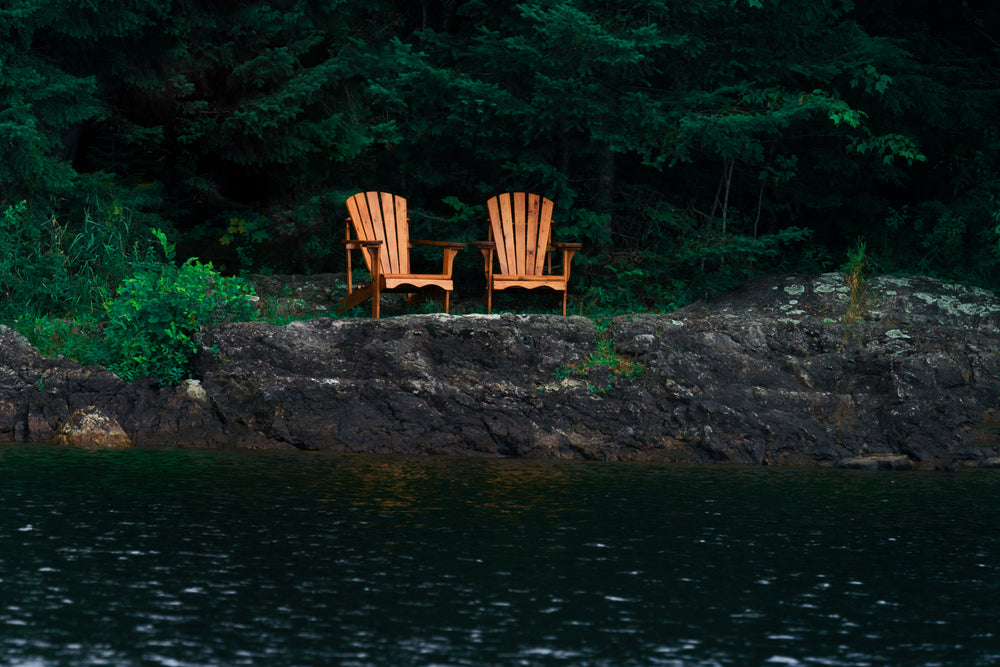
[50, 406, 133, 448]
[835, 454, 914, 471]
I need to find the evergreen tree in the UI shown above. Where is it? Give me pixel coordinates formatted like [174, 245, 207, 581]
[354, 0, 944, 298]
[0, 1, 172, 316]
[4, 0, 999, 313]
[92, 0, 378, 270]
[0, 1, 99, 200]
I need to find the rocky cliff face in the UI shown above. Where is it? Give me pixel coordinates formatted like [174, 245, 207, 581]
[3, 273, 1000, 469]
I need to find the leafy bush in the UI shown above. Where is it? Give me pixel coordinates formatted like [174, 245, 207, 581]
[101, 230, 258, 385]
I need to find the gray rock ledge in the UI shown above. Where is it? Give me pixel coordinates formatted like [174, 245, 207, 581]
[2, 273, 1000, 469]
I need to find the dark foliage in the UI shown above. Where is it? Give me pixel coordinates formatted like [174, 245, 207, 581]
[3, 0, 1000, 315]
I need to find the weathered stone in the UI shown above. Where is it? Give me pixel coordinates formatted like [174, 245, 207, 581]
[2, 273, 1000, 468]
[835, 454, 914, 471]
[50, 407, 133, 448]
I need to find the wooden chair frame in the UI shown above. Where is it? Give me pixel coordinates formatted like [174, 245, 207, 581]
[472, 192, 582, 316]
[340, 192, 465, 319]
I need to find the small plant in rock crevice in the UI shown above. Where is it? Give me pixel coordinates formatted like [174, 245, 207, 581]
[555, 319, 645, 391]
[842, 239, 874, 323]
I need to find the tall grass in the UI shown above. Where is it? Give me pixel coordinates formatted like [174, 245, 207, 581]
[842, 239, 872, 323]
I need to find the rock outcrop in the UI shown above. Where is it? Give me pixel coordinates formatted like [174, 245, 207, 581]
[49, 407, 134, 448]
[3, 273, 1000, 468]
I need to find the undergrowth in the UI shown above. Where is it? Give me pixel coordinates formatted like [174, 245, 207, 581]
[13, 228, 260, 386]
[2, 196, 891, 387]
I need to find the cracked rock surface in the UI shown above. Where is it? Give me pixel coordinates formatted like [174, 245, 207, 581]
[3, 273, 1000, 468]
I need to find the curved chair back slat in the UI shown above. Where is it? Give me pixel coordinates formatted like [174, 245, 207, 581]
[346, 191, 410, 275]
[486, 192, 554, 276]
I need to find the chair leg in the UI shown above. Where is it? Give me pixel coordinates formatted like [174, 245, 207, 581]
[562, 290, 568, 316]
[443, 289, 450, 314]
[364, 246, 381, 319]
[338, 284, 373, 314]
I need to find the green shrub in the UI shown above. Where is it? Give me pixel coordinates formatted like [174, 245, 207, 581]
[101, 229, 258, 385]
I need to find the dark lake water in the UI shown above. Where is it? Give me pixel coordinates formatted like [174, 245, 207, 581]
[1, 444, 998, 666]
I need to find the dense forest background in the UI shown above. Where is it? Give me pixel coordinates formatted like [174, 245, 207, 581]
[3, 0, 1000, 318]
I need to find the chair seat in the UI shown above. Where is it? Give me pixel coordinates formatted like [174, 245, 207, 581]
[491, 275, 568, 288]
[382, 274, 455, 290]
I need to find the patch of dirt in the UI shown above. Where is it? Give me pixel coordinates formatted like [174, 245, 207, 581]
[250, 273, 346, 318]
[249, 273, 477, 318]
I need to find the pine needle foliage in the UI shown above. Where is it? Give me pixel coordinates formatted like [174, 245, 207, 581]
[2, 0, 1000, 319]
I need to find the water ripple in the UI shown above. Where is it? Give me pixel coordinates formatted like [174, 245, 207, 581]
[1, 446, 999, 665]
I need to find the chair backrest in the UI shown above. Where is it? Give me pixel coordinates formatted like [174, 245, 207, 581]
[345, 192, 410, 274]
[486, 192, 554, 276]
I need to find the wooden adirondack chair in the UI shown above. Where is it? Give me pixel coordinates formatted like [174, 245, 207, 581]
[340, 192, 465, 319]
[472, 192, 582, 316]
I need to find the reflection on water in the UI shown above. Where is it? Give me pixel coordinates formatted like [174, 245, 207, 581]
[1, 444, 999, 666]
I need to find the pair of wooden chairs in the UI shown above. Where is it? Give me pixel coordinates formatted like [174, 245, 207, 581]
[340, 191, 582, 318]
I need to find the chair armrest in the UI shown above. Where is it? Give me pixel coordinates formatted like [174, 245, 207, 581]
[410, 240, 464, 275]
[472, 241, 495, 279]
[408, 240, 464, 276]
[411, 240, 467, 250]
[472, 241, 496, 266]
[343, 239, 384, 294]
[547, 242, 581, 278]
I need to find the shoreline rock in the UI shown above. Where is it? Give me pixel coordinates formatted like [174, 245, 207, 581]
[49, 407, 134, 449]
[3, 273, 1000, 469]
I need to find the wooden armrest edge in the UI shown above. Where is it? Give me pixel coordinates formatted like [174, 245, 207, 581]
[411, 239, 467, 249]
